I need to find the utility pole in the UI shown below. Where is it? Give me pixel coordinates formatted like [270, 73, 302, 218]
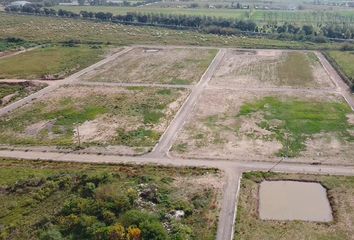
[268, 132, 289, 172]
[76, 125, 81, 148]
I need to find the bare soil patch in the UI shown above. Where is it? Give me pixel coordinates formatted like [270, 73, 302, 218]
[210, 49, 334, 89]
[82, 47, 217, 85]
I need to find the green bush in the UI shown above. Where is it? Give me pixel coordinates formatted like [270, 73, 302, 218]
[140, 220, 169, 240]
[39, 228, 64, 240]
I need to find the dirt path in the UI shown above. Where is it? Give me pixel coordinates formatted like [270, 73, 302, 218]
[0, 47, 133, 116]
[207, 85, 339, 95]
[74, 81, 193, 89]
[0, 45, 40, 60]
[149, 49, 227, 157]
[316, 52, 354, 111]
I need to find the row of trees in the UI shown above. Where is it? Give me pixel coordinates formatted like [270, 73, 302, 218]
[5, 5, 354, 41]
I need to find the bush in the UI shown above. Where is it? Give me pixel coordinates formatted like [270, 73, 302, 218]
[140, 220, 168, 240]
[121, 210, 156, 228]
[39, 228, 63, 240]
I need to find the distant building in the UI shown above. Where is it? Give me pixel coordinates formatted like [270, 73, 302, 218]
[8, 1, 31, 7]
[58, 1, 79, 6]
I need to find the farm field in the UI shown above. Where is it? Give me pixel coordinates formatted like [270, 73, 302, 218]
[51, 6, 354, 24]
[0, 81, 47, 107]
[172, 89, 354, 164]
[235, 172, 354, 240]
[0, 85, 189, 154]
[325, 50, 354, 89]
[0, 12, 340, 50]
[0, 45, 106, 80]
[209, 49, 334, 89]
[83, 47, 217, 85]
[0, 158, 223, 240]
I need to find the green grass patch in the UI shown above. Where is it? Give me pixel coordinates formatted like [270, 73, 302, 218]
[0, 45, 105, 79]
[115, 128, 161, 147]
[235, 172, 354, 240]
[238, 96, 354, 157]
[0, 158, 221, 240]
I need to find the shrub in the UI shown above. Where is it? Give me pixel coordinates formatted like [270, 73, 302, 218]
[140, 220, 168, 240]
[39, 228, 64, 240]
[121, 210, 156, 228]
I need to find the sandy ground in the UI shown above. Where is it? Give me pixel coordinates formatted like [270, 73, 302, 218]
[259, 181, 333, 222]
[172, 88, 354, 164]
[209, 49, 335, 89]
[81, 47, 216, 84]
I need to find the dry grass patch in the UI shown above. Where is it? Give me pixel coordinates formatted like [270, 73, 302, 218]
[235, 172, 354, 240]
[210, 50, 334, 89]
[0, 85, 188, 154]
[82, 47, 217, 85]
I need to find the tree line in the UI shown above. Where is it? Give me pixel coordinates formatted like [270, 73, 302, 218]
[5, 5, 354, 42]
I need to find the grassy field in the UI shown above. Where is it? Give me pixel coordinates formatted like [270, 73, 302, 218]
[0, 82, 47, 106]
[51, 6, 354, 24]
[0, 45, 105, 79]
[84, 47, 217, 85]
[326, 50, 354, 88]
[0, 85, 187, 153]
[0, 12, 342, 50]
[237, 96, 354, 157]
[235, 172, 354, 240]
[0, 158, 222, 240]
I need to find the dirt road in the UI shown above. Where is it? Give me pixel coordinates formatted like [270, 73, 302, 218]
[0, 47, 133, 117]
[149, 49, 227, 157]
[74, 81, 193, 89]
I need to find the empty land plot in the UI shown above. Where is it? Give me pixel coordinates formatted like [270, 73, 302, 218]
[0, 158, 223, 240]
[0, 85, 189, 154]
[172, 89, 354, 164]
[0, 81, 47, 107]
[235, 172, 354, 240]
[82, 47, 217, 85]
[0, 45, 106, 80]
[210, 49, 334, 89]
